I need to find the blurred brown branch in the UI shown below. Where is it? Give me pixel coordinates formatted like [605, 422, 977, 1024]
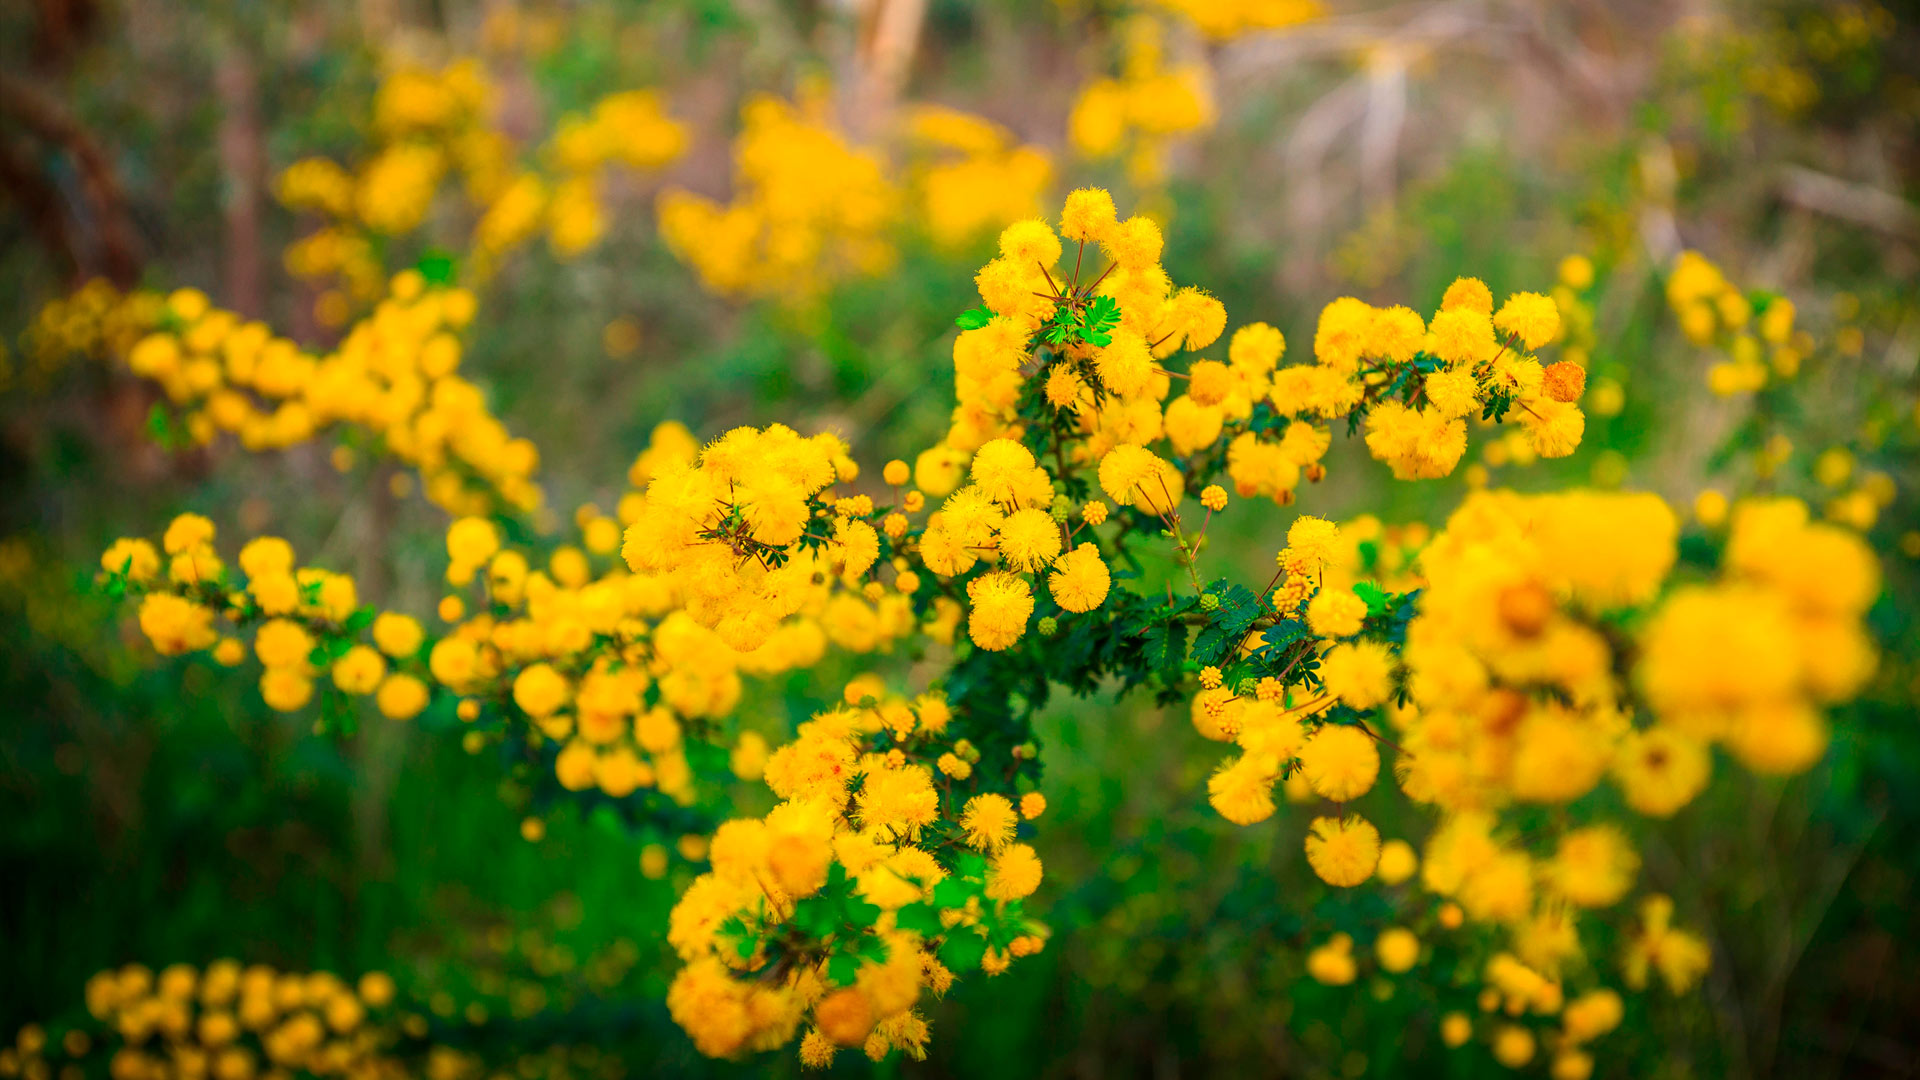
[0, 134, 79, 283]
[0, 71, 142, 287]
[847, 0, 927, 140]
[1778, 166, 1919, 244]
[217, 45, 267, 317]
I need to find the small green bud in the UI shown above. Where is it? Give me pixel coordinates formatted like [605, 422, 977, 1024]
[1037, 616, 1059, 637]
[1235, 678, 1259, 697]
[1199, 593, 1220, 612]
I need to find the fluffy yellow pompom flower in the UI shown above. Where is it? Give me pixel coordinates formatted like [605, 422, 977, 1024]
[1047, 545, 1110, 613]
[1165, 288, 1227, 352]
[1563, 989, 1624, 1044]
[250, 571, 299, 616]
[446, 516, 499, 565]
[1185, 360, 1231, 406]
[1097, 445, 1182, 516]
[798, 1028, 841, 1068]
[960, 793, 1018, 851]
[138, 593, 218, 656]
[1429, 307, 1495, 365]
[1101, 215, 1162, 270]
[513, 663, 571, 717]
[998, 219, 1062, 269]
[1318, 640, 1394, 709]
[970, 439, 1039, 505]
[1492, 1025, 1536, 1068]
[1304, 815, 1381, 886]
[1494, 291, 1562, 349]
[1207, 753, 1277, 825]
[829, 517, 882, 579]
[1044, 364, 1087, 409]
[253, 618, 313, 668]
[103, 538, 162, 582]
[1306, 588, 1367, 639]
[1544, 825, 1640, 908]
[985, 843, 1042, 900]
[1164, 395, 1222, 456]
[997, 508, 1062, 571]
[1094, 327, 1154, 397]
[1522, 398, 1586, 458]
[1424, 368, 1480, 419]
[1613, 726, 1712, 817]
[162, 513, 215, 555]
[1059, 187, 1118, 243]
[1376, 839, 1419, 885]
[238, 536, 294, 579]
[260, 668, 313, 712]
[212, 637, 245, 666]
[331, 645, 386, 695]
[914, 444, 968, 498]
[1019, 792, 1045, 819]
[372, 612, 424, 658]
[1280, 515, 1339, 571]
[1229, 322, 1285, 373]
[1375, 927, 1420, 972]
[1306, 934, 1357, 985]
[1297, 724, 1380, 801]
[1440, 276, 1494, 314]
[965, 573, 1033, 651]
[376, 673, 430, 720]
[1365, 305, 1425, 363]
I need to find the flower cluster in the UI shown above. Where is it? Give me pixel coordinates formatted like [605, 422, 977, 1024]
[1637, 495, 1879, 774]
[1468, 255, 1619, 484]
[1666, 249, 1811, 396]
[120, 272, 541, 516]
[657, 90, 899, 302]
[277, 60, 496, 315]
[101, 515, 425, 723]
[1068, 17, 1215, 188]
[1191, 484, 1879, 1072]
[79, 183, 1888, 1075]
[4, 278, 157, 394]
[664, 679, 1045, 1066]
[279, 59, 686, 322]
[473, 88, 686, 270]
[63, 961, 404, 1080]
[102, 498, 851, 813]
[617, 422, 915, 655]
[932, 189, 1580, 553]
[656, 89, 1074, 303]
[904, 105, 1055, 252]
